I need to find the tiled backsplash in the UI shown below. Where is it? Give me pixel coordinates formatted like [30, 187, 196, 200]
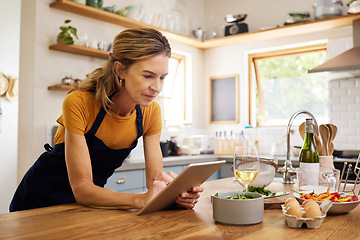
[129, 77, 360, 160]
[329, 77, 360, 150]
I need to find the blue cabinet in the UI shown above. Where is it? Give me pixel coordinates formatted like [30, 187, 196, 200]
[219, 163, 233, 178]
[105, 169, 145, 193]
[105, 162, 227, 193]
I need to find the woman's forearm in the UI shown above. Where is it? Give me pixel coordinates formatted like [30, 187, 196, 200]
[72, 182, 145, 209]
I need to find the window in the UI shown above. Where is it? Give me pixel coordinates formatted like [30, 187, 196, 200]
[249, 44, 328, 126]
[157, 53, 186, 126]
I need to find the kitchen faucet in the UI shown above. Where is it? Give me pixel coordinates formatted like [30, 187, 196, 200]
[278, 110, 318, 184]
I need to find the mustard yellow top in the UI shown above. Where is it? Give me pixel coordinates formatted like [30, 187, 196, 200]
[54, 90, 162, 149]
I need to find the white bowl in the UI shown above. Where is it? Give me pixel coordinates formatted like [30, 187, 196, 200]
[251, 160, 277, 187]
[294, 192, 360, 214]
[232, 160, 278, 187]
[212, 192, 264, 225]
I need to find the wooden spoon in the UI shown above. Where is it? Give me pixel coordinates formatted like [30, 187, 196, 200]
[319, 125, 330, 156]
[330, 124, 337, 141]
[328, 124, 337, 155]
[299, 122, 305, 140]
[326, 124, 333, 155]
[314, 135, 323, 156]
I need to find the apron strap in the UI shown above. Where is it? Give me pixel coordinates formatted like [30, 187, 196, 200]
[135, 104, 143, 138]
[88, 104, 143, 138]
[87, 107, 107, 135]
[44, 143, 54, 152]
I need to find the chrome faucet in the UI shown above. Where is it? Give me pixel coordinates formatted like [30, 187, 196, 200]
[278, 110, 318, 184]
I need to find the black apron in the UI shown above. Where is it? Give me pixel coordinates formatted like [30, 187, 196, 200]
[10, 105, 143, 212]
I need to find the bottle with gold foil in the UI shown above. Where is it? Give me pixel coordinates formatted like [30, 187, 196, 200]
[299, 118, 319, 186]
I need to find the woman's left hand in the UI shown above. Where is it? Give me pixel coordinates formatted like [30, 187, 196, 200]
[157, 171, 204, 209]
[175, 185, 204, 209]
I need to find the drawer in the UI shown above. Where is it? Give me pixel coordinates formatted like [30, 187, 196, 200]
[105, 169, 144, 192]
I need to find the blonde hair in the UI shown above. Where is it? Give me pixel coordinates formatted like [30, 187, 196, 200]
[70, 28, 171, 110]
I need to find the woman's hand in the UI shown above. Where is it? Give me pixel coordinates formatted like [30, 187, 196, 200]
[163, 171, 204, 209]
[140, 172, 175, 208]
[176, 185, 204, 209]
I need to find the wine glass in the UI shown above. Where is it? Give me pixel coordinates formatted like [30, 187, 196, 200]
[233, 146, 260, 192]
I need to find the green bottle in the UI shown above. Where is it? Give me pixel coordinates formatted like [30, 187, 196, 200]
[299, 118, 319, 187]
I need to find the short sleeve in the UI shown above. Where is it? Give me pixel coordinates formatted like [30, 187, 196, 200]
[143, 101, 162, 136]
[61, 91, 89, 135]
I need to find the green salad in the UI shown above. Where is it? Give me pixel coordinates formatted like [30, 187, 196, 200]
[246, 185, 272, 196]
[215, 193, 255, 200]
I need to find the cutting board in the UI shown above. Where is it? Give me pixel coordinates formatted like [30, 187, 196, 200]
[264, 193, 291, 209]
[264, 179, 296, 209]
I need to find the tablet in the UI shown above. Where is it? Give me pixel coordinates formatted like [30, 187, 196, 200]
[137, 160, 226, 215]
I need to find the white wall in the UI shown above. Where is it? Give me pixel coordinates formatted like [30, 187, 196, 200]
[0, 0, 20, 214]
[4, 0, 358, 214]
[200, 0, 354, 155]
[203, 0, 348, 38]
[17, 0, 204, 180]
[329, 78, 360, 150]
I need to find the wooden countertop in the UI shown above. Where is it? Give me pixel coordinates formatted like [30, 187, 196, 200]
[1, 178, 359, 239]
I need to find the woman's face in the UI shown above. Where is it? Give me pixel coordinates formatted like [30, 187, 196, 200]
[120, 54, 169, 107]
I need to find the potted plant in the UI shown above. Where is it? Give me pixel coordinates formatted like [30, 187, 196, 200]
[57, 19, 79, 45]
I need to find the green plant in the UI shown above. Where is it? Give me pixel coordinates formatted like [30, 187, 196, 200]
[347, 0, 357, 6]
[288, 11, 310, 19]
[57, 19, 79, 45]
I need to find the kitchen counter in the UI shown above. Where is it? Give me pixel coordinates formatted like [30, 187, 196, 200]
[1, 178, 359, 239]
[120, 154, 358, 171]
[121, 154, 219, 171]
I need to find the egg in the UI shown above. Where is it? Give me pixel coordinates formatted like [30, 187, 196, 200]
[305, 204, 322, 218]
[286, 205, 303, 218]
[285, 201, 300, 211]
[302, 199, 317, 209]
[284, 198, 298, 208]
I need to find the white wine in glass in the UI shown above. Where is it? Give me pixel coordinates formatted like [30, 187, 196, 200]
[233, 146, 260, 191]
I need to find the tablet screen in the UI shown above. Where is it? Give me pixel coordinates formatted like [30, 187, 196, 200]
[137, 160, 226, 215]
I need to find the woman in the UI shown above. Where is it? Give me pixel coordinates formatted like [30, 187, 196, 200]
[10, 28, 203, 212]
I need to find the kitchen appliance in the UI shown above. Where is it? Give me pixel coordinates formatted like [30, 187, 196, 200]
[192, 28, 204, 41]
[192, 135, 214, 154]
[224, 14, 248, 36]
[313, 0, 343, 19]
[308, 19, 360, 80]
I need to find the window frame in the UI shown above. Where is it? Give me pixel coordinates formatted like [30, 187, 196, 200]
[157, 52, 187, 126]
[248, 43, 327, 127]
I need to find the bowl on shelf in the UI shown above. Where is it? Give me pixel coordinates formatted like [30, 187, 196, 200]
[291, 145, 302, 157]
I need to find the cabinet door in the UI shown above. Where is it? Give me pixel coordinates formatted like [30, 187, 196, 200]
[163, 165, 183, 175]
[219, 163, 233, 179]
[105, 169, 144, 193]
[207, 171, 219, 181]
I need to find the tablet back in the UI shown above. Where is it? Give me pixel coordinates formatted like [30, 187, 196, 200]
[137, 160, 226, 215]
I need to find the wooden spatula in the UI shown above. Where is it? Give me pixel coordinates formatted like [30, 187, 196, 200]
[327, 124, 337, 156]
[299, 122, 305, 140]
[319, 124, 330, 156]
[314, 135, 323, 156]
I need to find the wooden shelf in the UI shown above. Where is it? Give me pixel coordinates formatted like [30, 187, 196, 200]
[48, 84, 74, 91]
[49, 43, 109, 59]
[50, 0, 360, 50]
[49, 0, 203, 49]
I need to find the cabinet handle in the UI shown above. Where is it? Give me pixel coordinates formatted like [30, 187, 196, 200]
[115, 177, 126, 184]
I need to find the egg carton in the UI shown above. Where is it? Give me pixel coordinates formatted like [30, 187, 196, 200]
[281, 199, 333, 229]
